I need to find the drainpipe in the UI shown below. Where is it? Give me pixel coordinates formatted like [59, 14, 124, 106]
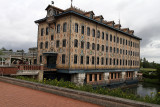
[69, 15, 72, 70]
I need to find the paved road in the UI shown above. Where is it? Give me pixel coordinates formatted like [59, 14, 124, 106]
[0, 81, 101, 107]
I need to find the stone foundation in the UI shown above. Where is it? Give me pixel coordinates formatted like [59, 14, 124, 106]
[71, 73, 85, 85]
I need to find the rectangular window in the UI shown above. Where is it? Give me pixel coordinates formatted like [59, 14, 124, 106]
[74, 39, 78, 48]
[41, 28, 44, 36]
[56, 40, 59, 48]
[63, 39, 66, 47]
[106, 46, 108, 52]
[110, 58, 112, 65]
[114, 36, 116, 42]
[110, 47, 112, 53]
[62, 54, 65, 64]
[102, 32, 104, 39]
[102, 45, 104, 51]
[92, 29, 95, 37]
[123, 39, 125, 45]
[117, 48, 119, 54]
[87, 42, 90, 49]
[57, 24, 60, 33]
[63, 23, 67, 32]
[99, 74, 102, 80]
[126, 40, 128, 45]
[74, 55, 77, 64]
[89, 74, 92, 81]
[97, 30, 100, 38]
[95, 74, 97, 81]
[106, 33, 108, 41]
[40, 55, 42, 63]
[120, 38, 122, 44]
[86, 56, 89, 64]
[81, 56, 83, 64]
[92, 56, 94, 65]
[106, 58, 108, 65]
[46, 27, 49, 35]
[92, 43, 95, 50]
[97, 44, 100, 51]
[117, 37, 119, 43]
[51, 35, 54, 40]
[75, 23, 78, 33]
[81, 26, 84, 34]
[97, 57, 99, 65]
[81, 41, 84, 49]
[87, 27, 90, 36]
[110, 34, 112, 42]
[101, 57, 104, 65]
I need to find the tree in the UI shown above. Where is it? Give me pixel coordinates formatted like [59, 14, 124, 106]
[1, 47, 7, 51]
[156, 67, 160, 83]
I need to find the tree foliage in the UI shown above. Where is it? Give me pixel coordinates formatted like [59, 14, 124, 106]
[140, 57, 160, 69]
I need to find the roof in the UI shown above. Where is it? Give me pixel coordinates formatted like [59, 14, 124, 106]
[35, 5, 142, 40]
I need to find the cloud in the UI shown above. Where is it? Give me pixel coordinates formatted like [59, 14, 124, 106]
[0, 0, 160, 63]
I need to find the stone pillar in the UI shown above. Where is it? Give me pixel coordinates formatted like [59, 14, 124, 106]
[134, 71, 138, 78]
[71, 73, 85, 85]
[103, 72, 109, 83]
[122, 71, 126, 81]
[37, 71, 44, 81]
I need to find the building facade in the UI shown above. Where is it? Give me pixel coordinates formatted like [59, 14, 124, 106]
[35, 4, 141, 85]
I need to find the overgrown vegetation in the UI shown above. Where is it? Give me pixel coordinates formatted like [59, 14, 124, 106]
[15, 76, 160, 105]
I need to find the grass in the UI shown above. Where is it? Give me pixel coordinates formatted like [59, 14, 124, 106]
[140, 68, 157, 72]
[15, 76, 160, 105]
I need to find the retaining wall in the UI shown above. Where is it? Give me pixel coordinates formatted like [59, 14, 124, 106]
[0, 76, 159, 107]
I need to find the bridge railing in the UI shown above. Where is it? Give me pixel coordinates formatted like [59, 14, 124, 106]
[17, 65, 43, 71]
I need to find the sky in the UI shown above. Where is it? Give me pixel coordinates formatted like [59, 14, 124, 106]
[0, 0, 160, 63]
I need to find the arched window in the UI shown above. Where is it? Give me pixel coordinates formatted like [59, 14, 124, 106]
[75, 23, 78, 33]
[46, 27, 49, 35]
[97, 30, 100, 38]
[63, 23, 67, 32]
[110, 34, 112, 42]
[74, 39, 78, 47]
[41, 28, 44, 36]
[81, 26, 84, 34]
[92, 29, 95, 37]
[81, 41, 84, 49]
[87, 27, 90, 36]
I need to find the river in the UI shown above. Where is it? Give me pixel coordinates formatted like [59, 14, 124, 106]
[125, 82, 160, 97]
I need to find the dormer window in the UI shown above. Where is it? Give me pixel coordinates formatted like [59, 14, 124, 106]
[100, 18, 103, 23]
[90, 13, 93, 19]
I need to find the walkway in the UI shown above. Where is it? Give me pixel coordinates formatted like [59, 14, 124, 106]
[0, 81, 101, 107]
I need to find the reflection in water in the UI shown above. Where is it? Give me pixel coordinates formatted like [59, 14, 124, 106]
[125, 82, 160, 97]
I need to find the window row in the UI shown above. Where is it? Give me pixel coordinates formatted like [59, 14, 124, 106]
[73, 55, 140, 66]
[74, 39, 140, 57]
[74, 23, 139, 48]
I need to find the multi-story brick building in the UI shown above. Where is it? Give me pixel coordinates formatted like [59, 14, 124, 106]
[35, 4, 141, 85]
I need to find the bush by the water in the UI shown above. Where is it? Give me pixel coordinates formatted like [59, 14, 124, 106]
[16, 76, 160, 105]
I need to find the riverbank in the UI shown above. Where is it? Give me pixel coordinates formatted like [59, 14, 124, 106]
[143, 78, 160, 85]
[13, 76, 160, 105]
